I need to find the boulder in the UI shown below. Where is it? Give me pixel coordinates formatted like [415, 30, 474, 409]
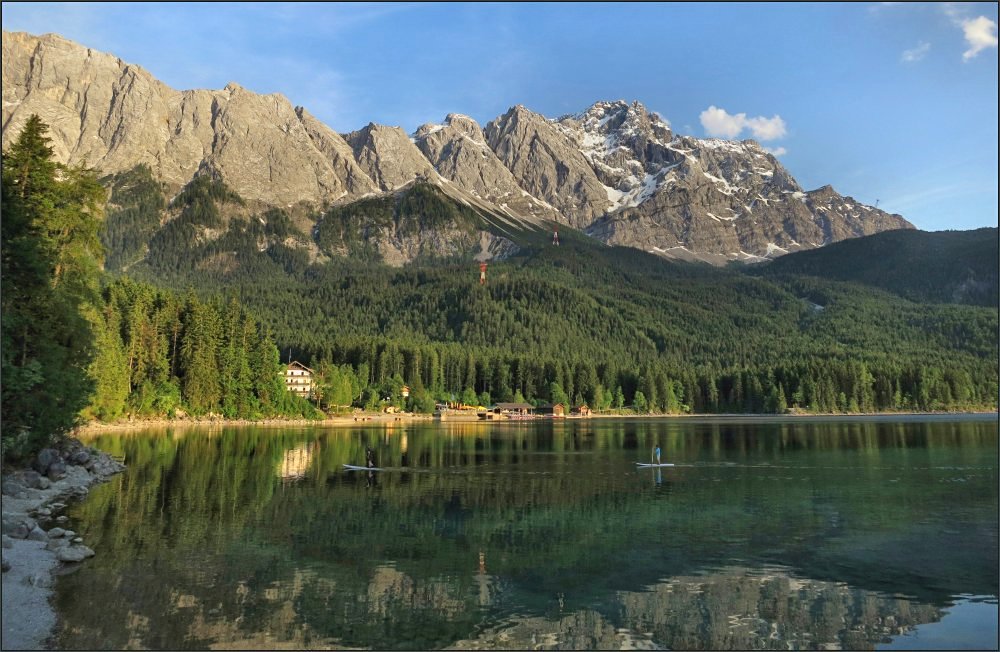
[37, 477, 51, 490]
[46, 459, 68, 480]
[46, 538, 70, 551]
[88, 455, 125, 477]
[56, 546, 95, 563]
[47, 527, 66, 539]
[27, 526, 48, 542]
[20, 470, 44, 489]
[33, 448, 60, 475]
[69, 450, 90, 466]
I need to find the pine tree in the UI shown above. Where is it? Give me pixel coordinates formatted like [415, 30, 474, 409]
[1, 116, 106, 459]
[180, 300, 222, 414]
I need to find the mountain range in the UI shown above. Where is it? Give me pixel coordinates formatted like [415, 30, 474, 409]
[2, 30, 913, 266]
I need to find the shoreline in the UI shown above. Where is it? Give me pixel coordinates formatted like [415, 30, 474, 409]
[1, 443, 126, 650]
[73, 409, 998, 432]
[73, 412, 434, 435]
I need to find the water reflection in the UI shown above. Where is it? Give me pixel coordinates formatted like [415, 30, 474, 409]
[277, 442, 314, 482]
[449, 566, 944, 650]
[56, 417, 997, 650]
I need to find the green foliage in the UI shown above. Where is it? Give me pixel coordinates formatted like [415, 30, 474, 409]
[314, 181, 482, 262]
[144, 175, 245, 273]
[87, 278, 321, 420]
[99, 165, 165, 271]
[1, 115, 106, 461]
[88, 162, 997, 418]
[757, 227, 999, 307]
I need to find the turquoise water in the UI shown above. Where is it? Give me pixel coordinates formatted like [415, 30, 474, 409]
[53, 416, 998, 649]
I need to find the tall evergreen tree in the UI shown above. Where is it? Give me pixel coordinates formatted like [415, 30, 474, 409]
[1, 115, 105, 459]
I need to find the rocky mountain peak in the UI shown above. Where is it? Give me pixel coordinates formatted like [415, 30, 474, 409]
[485, 104, 613, 228]
[562, 100, 672, 143]
[344, 122, 437, 191]
[443, 113, 484, 140]
[2, 29, 915, 265]
[552, 99, 678, 213]
[413, 112, 558, 223]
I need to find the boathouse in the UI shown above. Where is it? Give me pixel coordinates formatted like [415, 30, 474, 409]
[535, 403, 566, 417]
[492, 402, 534, 418]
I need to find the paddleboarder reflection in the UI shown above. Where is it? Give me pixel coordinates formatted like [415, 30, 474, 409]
[366, 469, 377, 488]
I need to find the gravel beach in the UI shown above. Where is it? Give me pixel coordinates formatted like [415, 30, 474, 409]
[1, 443, 124, 650]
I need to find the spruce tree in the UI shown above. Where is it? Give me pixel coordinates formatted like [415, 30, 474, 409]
[1, 115, 105, 460]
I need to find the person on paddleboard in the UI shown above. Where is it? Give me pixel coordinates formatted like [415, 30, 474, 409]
[655, 446, 661, 465]
[366, 445, 376, 468]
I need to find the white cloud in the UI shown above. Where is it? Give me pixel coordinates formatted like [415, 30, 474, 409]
[941, 3, 964, 22]
[699, 106, 787, 141]
[940, 5, 998, 61]
[745, 115, 787, 140]
[961, 16, 998, 61]
[901, 41, 931, 63]
[699, 106, 745, 139]
[763, 146, 787, 157]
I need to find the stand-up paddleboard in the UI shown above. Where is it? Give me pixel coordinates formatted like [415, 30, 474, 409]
[343, 464, 384, 471]
[636, 462, 674, 467]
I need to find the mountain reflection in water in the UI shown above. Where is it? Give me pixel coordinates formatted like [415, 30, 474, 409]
[55, 417, 997, 650]
[450, 566, 942, 650]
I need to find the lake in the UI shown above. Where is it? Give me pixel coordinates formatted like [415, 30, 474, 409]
[54, 416, 997, 650]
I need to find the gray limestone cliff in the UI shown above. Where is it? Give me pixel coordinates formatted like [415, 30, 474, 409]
[413, 113, 560, 223]
[2, 30, 914, 264]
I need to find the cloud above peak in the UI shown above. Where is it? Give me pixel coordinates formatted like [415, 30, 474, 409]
[699, 106, 787, 141]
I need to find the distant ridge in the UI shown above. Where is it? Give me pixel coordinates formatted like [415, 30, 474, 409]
[758, 227, 999, 306]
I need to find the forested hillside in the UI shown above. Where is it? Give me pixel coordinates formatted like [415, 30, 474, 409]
[86, 278, 320, 422]
[757, 227, 999, 307]
[99, 169, 998, 416]
[1, 121, 321, 462]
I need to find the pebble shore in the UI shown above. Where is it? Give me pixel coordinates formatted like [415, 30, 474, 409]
[1, 440, 125, 650]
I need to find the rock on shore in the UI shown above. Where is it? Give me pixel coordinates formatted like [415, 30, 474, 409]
[1, 438, 125, 650]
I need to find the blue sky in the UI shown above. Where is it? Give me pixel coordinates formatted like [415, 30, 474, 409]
[3, 2, 997, 231]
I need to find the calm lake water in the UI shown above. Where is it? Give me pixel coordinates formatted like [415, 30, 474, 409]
[53, 416, 997, 650]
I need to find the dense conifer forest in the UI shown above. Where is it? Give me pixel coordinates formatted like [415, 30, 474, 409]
[3, 118, 997, 463]
[98, 164, 999, 418]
